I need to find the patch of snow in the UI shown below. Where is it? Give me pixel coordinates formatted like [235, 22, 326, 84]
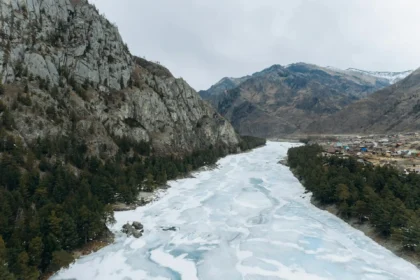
[346, 68, 413, 84]
[150, 249, 198, 280]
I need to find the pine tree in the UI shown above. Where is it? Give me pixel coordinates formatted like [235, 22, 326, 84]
[15, 251, 30, 279]
[0, 236, 16, 278]
[2, 109, 14, 130]
[48, 250, 74, 273]
[48, 211, 62, 239]
[61, 214, 79, 250]
[336, 183, 350, 202]
[28, 237, 43, 267]
[0, 77, 4, 95]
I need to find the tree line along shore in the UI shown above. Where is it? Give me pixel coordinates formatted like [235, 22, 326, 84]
[0, 119, 265, 280]
[287, 144, 420, 267]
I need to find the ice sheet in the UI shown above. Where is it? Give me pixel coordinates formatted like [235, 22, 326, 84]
[51, 142, 420, 280]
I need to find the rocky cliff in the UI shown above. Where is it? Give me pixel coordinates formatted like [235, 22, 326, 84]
[0, 0, 239, 156]
[200, 63, 397, 138]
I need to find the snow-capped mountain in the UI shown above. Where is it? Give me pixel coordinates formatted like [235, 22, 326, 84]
[346, 68, 413, 84]
[199, 62, 394, 137]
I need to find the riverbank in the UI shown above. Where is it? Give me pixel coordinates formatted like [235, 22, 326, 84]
[287, 158, 420, 269]
[112, 163, 220, 212]
[41, 229, 114, 280]
[310, 197, 420, 268]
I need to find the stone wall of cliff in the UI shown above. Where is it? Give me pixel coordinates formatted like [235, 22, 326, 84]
[0, 0, 239, 156]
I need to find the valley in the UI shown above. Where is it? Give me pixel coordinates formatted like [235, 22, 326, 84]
[52, 142, 420, 280]
[0, 0, 419, 279]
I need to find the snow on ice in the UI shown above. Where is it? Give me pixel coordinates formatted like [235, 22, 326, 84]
[51, 142, 420, 280]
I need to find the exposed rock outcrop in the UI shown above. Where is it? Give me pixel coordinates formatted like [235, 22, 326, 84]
[132, 221, 143, 231]
[122, 222, 143, 238]
[0, 0, 239, 156]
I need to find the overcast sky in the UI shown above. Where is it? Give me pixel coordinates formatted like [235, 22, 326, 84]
[90, 0, 420, 90]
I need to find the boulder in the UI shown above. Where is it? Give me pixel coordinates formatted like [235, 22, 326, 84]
[132, 231, 142, 238]
[121, 223, 134, 235]
[132, 221, 143, 231]
[122, 222, 143, 238]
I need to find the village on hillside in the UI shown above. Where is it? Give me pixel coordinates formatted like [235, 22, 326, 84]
[305, 133, 420, 174]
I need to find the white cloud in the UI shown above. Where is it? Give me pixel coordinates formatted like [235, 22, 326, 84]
[89, 0, 420, 90]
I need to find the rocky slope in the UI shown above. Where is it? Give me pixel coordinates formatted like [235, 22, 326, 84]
[200, 63, 396, 138]
[0, 0, 239, 156]
[305, 67, 420, 134]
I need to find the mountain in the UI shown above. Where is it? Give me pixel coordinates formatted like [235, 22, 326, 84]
[346, 68, 413, 84]
[0, 1, 260, 278]
[0, 0, 239, 156]
[200, 63, 399, 138]
[198, 76, 250, 99]
[304, 68, 420, 134]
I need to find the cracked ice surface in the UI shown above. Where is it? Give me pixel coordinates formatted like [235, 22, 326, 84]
[52, 142, 420, 280]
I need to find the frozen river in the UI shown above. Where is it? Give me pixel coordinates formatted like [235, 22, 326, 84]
[52, 142, 420, 280]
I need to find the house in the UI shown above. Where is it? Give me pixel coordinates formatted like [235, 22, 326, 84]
[360, 147, 368, 153]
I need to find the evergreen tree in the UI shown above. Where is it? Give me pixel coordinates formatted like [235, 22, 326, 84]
[28, 237, 43, 267]
[0, 78, 4, 95]
[288, 144, 420, 256]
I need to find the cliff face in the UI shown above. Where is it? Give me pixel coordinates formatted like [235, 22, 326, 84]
[0, 0, 239, 156]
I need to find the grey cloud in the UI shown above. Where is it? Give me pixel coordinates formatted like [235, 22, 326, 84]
[90, 0, 420, 90]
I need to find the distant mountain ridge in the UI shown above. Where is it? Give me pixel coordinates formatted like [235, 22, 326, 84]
[304, 67, 420, 134]
[200, 63, 407, 137]
[346, 68, 413, 84]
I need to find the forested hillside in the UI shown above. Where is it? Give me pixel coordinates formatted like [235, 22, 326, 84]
[288, 145, 420, 257]
[0, 110, 265, 279]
